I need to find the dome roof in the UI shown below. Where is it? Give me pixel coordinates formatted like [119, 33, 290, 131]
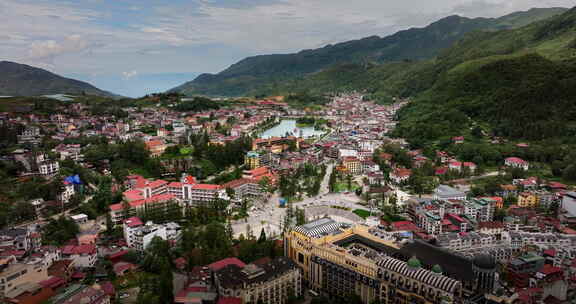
[432, 264, 443, 274]
[407, 256, 421, 269]
[473, 254, 496, 269]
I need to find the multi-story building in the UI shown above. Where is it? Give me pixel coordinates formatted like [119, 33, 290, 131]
[17, 126, 41, 145]
[433, 185, 466, 201]
[223, 178, 263, 202]
[61, 244, 97, 268]
[436, 232, 496, 252]
[284, 219, 464, 303]
[0, 227, 33, 252]
[122, 217, 181, 251]
[0, 259, 49, 297]
[517, 192, 539, 208]
[110, 174, 232, 224]
[506, 253, 545, 288]
[145, 139, 167, 157]
[214, 257, 302, 304]
[50, 284, 111, 304]
[342, 156, 361, 175]
[244, 151, 261, 169]
[38, 160, 59, 177]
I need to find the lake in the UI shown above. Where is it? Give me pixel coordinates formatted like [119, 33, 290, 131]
[260, 119, 325, 139]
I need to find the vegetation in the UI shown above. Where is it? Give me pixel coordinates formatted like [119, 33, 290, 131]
[168, 8, 566, 98]
[42, 217, 80, 246]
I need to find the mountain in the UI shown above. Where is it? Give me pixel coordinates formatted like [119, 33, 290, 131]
[390, 6, 576, 145]
[169, 7, 567, 97]
[0, 61, 116, 97]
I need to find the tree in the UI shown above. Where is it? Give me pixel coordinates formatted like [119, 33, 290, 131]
[158, 260, 174, 304]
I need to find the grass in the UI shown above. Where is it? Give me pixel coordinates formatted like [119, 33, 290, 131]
[353, 209, 371, 219]
[334, 180, 360, 193]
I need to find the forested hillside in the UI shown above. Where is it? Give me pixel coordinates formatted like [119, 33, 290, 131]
[170, 8, 566, 97]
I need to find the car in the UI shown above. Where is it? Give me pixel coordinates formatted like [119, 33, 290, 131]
[120, 293, 130, 299]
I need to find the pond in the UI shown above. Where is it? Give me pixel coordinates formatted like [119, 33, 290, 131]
[260, 119, 325, 139]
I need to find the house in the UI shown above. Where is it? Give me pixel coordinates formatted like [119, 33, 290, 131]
[504, 157, 529, 171]
[61, 244, 97, 268]
[517, 192, 539, 208]
[389, 168, 411, 184]
[448, 161, 462, 172]
[433, 185, 466, 201]
[452, 136, 464, 144]
[0, 260, 49, 298]
[145, 140, 166, 157]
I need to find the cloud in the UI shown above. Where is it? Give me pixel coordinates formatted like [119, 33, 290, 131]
[122, 70, 138, 79]
[1, 0, 574, 96]
[28, 35, 94, 62]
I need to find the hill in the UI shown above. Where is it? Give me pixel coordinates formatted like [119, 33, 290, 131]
[169, 7, 567, 97]
[0, 61, 116, 97]
[390, 6, 576, 146]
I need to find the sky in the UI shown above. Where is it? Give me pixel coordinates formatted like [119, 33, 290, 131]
[1, 0, 574, 97]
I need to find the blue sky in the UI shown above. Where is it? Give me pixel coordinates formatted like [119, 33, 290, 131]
[1, 0, 574, 97]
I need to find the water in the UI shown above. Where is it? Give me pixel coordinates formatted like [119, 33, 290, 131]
[260, 119, 325, 139]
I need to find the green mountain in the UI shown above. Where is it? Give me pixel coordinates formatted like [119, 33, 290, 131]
[390, 6, 576, 145]
[169, 7, 567, 97]
[0, 61, 116, 97]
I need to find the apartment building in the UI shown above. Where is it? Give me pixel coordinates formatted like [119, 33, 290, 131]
[0, 259, 49, 297]
[214, 257, 302, 304]
[123, 217, 181, 251]
[284, 219, 464, 303]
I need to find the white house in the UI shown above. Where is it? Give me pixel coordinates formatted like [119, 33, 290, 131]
[505, 157, 529, 171]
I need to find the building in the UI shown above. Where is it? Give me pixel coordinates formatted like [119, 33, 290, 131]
[244, 151, 261, 169]
[504, 157, 529, 171]
[561, 191, 576, 217]
[214, 257, 302, 304]
[506, 253, 545, 288]
[70, 214, 88, 225]
[434, 185, 466, 201]
[38, 160, 60, 177]
[517, 192, 539, 208]
[145, 140, 167, 157]
[61, 244, 97, 268]
[0, 227, 33, 252]
[50, 284, 111, 304]
[123, 218, 181, 251]
[342, 156, 362, 175]
[284, 219, 463, 303]
[389, 168, 411, 184]
[0, 260, 49, 298]
[471, 255, 497, 294]
[222, 178, 263, 202]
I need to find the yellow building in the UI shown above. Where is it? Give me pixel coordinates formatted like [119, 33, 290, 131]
[284, 219, 463, 304]
[517, 192, 539, 208]
[342, 156, 361, 175]
[244, 151, 261, 169]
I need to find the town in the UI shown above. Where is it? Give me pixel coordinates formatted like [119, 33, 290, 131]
[0, 91, 575, 304]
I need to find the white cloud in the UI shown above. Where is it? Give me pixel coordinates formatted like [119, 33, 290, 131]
[122, 70, 139, 79]
[0, 0, 574, 95]
[28, 35, 93, 62]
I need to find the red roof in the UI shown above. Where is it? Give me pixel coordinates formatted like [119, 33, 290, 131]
[217, 298, 242, 304]
[168, 182, 183, 188]
[124, 217, 143, 228]
[108, 250, 129, 260]
[62, 244, 96, 255]
[192, 184, 221, 190]
[183, 176, 197, 185]
[39, 276, 66, 289]
[207, 257, 245, 271]
[148, 179, 168, 189]
[505, 157, 527, 164]
[539, 264, 563, 276]
[123, 189, 144, 201]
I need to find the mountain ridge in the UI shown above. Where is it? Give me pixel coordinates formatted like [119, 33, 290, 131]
[169, 7, 568, 97]
[0, 61, 117, 98]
